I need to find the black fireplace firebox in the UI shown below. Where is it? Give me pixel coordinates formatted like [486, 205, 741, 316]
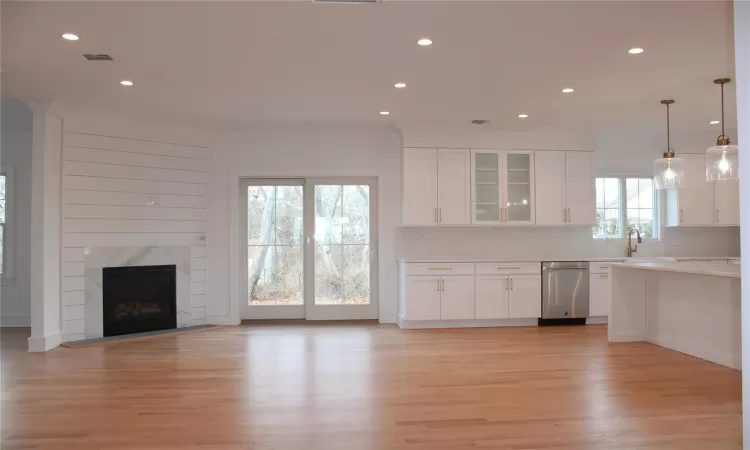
[102, 265, 177, 337]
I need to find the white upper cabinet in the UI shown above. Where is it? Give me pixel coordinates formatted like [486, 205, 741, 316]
[665, 154, 738, 227]
[471, 150, 535, 225]
[535, 151, 594, 226]
[564, 152, 595, 226]
[714, 179, 740, 226]
[403, 148, 438, 226]
[403, 148, 470, 226]
[437, 149, 472, 225]
[534, 151, 567, 225]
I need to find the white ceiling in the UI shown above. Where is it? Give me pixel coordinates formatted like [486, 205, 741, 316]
[1, 1, 738, 134]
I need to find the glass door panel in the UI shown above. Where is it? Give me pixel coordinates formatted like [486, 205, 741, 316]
[504, 152, 534, 223]
[307, 179, 377, 320]
[472, 151, 501, 223]
[243, 181, 305, 319]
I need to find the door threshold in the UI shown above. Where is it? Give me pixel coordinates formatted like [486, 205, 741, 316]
[240, 319, 379, 326]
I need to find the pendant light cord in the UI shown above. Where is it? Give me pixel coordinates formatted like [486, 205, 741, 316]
[721, 82, 726, 139]
[666, 102, 671, 156]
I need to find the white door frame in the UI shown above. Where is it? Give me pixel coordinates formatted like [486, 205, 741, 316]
[239, 177, 378, 321]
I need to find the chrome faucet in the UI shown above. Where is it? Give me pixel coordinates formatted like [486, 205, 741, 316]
[627, 228, 642, 257]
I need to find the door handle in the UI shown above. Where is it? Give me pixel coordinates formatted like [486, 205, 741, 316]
[434, 208, 437, 223]
[510, 278, 513, 290]
[567, 208, 571, 223]
[563, 208, 567, 223]
[504, 277, 508, 291]
[716, 209, 719, 223]
[436, 278, 440, 292]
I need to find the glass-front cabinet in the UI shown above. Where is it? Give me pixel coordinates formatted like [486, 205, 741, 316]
[471, 150, 535, 225]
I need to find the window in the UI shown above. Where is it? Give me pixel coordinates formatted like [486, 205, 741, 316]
[593, 177, 657, 239]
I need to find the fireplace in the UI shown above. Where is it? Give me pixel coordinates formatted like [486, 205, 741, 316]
[102, 265, 177, 337]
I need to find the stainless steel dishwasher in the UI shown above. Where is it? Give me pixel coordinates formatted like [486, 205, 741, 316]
[541, 261, 589, 325]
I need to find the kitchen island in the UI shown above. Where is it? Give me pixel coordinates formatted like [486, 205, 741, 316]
[608, 261, 741, 369]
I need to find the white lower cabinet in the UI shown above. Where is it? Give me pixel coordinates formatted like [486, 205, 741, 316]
[440, 275, 476, 320]
[589, 273, 610, 317]
[507, 275, 542, 319]
[475, 275, 509, 319]
[404, 275, 441, 320]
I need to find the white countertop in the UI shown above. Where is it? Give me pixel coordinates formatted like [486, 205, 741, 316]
[610, 261, 741, 278]
[398, 256, 738, 263]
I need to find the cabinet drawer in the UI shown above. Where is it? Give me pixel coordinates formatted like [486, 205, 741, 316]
[475, 262, 539, 275]
[589, 261, 624, 274]
[405, 263, 474, 276]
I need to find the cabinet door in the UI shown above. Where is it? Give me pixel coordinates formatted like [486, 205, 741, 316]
[508, 275, 542, 319]
[589, 273, 610, 317]
[714, 179, 740, 225]
[534, 151, 567, 225]
[403, 148, 438, 226]
[475, 275, 509, 319]
[472, 151, 502, 224]
[404, 276, 441, 320]
[437, 149, 471, 225]
[676, 155, 715, 226]
[440, 275, 475, 320]
[503, 151, 535, 224]
[564, 152, 595, 226]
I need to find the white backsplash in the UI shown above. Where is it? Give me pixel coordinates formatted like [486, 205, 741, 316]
[398, 226, 740, 261]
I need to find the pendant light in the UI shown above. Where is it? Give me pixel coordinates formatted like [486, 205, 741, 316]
[706, 78, 739, 181]
[654, 99, 685, 190]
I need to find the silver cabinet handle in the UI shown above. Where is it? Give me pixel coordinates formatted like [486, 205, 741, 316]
[600, 274, 608, 279]
[504, 277, 508, 291]
[436, 278, 440, 291]
[680, 209, 684, 223]
[434, 208, 437, 223]
[428, 267, 453, 271]
[498, 267, 521, 270]
[441, 278, 444, 292]
[563, 208, 567, 223]
[716, 209, 719, 223]
[439, 208, 442, 223]
[567, 208, 571, 223]
[510, 278, 513, 290]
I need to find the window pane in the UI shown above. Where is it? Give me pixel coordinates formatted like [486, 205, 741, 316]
[638, 178, 654, 209]
[626, 179, 639, 208]
[314, 185, 343, 245]
[627, 208, 640, 231]
[248, 186, 275, 245]
[275, 186, 303, 245]
[638, 209, 654, 238]
[595, 178, 604, 208]
[604, 178, 620, 208]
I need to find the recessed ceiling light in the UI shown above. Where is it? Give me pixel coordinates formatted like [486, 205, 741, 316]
[394, 83, 406, 88]
[629, 47, 644, 54]
[518, 114, 529, 119]
[380, 111, 390, 115]
[562, 88, 574, 93]
[62, 33, 79, 41]
[120, 80, 134, 86]
[417, 38, 433, 46]
[710, 120, 720, 124]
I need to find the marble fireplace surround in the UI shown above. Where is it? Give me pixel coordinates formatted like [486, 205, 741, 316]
[84, 246, 192, 339]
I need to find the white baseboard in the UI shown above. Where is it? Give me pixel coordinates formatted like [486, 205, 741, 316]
[378, 313, 397, 324]
[206, 314, 240, 326]
[397, 317, 539, 329]
[586, 316, 608, 325]
[27, 332, 62, 352]
[0, 315, 30, 327]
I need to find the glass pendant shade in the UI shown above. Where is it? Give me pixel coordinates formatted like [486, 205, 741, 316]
[654, 153, 686, 190]
[706, 144, 739, 181]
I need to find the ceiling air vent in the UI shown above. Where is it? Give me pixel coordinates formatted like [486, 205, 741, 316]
[83, 54, 113, 61]
[312, 0, 379, 4]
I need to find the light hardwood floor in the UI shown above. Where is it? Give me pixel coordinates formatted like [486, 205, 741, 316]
[1, 325, 741, 449]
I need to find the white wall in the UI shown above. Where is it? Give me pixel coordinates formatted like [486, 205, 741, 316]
[733, 0, 749, 445]
[59, 113, 211, 342]
[1, 98, 33, 326]
[398, 125, 740, 261]
[207, 126, 402, 324]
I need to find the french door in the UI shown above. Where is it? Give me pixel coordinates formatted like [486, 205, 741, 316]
[240, 178, 378, 321]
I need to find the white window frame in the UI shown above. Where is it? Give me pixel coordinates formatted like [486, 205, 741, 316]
[594, 175, 659, 240]
[1, 166, 16, 281]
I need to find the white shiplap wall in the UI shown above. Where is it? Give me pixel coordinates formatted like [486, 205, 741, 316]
[61, 131, 208, 342]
